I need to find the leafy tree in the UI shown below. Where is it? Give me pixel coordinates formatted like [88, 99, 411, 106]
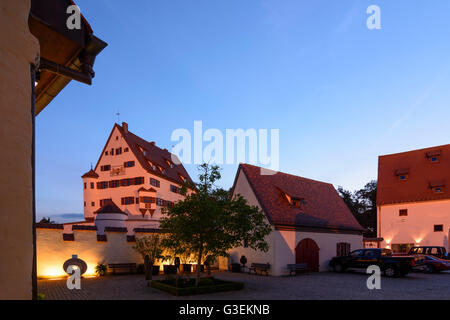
[38, 217, 55, 224]
[337, 180, 377, 237]
[133, 234, 164, 280]
[160, 163, 272, 287]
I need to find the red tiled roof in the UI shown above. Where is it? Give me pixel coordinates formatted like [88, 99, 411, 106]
[81, 169, 99, 179]
[95, 123, 193, 186]
[234, 164, 364, 232]
[377, 144, 450, 205]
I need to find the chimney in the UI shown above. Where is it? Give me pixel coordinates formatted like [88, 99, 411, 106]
[122, 122, 128, 133]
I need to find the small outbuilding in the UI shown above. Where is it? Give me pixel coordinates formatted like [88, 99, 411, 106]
[228, 164, 364, 275]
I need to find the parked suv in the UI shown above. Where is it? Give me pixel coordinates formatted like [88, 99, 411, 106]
[329, 248, 415, 277]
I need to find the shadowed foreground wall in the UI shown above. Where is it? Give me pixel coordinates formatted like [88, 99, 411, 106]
[0, 0, 39, 300]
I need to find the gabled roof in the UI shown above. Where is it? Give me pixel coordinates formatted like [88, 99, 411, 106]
[81, 169, 99, 179]
[233, 164, 364, 232]
[94, 201, 126, 215]
[94, 123, 193, 186]
[377, 144, 450, 205]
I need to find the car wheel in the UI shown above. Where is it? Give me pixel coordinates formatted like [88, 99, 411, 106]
[334, 264, 345, 273]
[424, 264, 435, 274]
[384, 266, 397, 277]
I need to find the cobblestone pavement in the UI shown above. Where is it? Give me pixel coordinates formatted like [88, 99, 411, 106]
[38, 270, 450, 300]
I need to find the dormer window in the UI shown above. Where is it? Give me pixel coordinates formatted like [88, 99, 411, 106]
[165, 159, 175, 168]
[291, 199, 300, 208]
[430, 180, 445, 194]
[426, 150, 441, 163]
[395, 168, 409, 181]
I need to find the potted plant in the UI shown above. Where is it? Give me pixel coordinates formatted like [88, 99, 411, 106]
[231, 263, 241, 273]
[133, 234, 164, 282]
[152, 265, 161, 275]
[95, 263, 107, 276]
[180, 252, 193, 273]
[240, 255, 248, 272]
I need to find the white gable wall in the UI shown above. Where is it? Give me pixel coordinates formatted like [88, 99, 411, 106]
[84, 125, 186, 225]
[229, 168, 363, 276]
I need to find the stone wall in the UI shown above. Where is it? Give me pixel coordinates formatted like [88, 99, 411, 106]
[36, 224, 160, 278]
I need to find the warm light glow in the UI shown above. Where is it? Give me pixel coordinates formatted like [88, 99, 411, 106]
[415, 238, 422, 244]
[386, 245, 390, 249]
[385, 239, 391, 244]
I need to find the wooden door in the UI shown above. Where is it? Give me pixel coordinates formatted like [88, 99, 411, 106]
[296, 238, 320, 272]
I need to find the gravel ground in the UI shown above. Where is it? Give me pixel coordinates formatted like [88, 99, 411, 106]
[38, 270, 450, 300]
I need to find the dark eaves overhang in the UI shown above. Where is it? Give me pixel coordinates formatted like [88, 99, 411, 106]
[29, 0, 107, 115]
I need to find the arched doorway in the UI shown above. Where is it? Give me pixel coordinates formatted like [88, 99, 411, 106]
[295, 238, 319, 272]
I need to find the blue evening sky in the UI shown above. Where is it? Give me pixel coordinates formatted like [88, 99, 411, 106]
[36, 0, 450, 221]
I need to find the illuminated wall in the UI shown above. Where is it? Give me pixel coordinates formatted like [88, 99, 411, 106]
[36, 226, 159, 278]
[379, 199, 450, 251]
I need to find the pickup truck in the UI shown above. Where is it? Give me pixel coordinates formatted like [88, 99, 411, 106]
[329, 248, 415, 277]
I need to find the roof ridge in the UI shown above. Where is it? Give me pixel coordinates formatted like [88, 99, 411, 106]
[240, 163, 333, 186]
[379, 143, 450, 158]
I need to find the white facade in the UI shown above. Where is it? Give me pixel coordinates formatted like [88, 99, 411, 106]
[378, 200, 450, 251]
[77, 123, 191, 233]
[228, 168, 363, 276]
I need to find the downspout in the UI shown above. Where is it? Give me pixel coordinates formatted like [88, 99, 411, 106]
[31, 65, 37, 300]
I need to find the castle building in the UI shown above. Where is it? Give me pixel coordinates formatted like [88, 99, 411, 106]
[72, 122, 193, 233]
[377, 144, 450, 253]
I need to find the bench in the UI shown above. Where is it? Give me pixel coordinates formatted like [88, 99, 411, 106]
[287, 263, 307, 276]
[248, 263, 270, 275]
[108, 263, 137, 275]
[205, 265, 219, 273]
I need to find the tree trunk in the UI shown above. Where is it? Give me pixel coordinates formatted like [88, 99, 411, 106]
[195, 245, 203, 287]
[144, 255, 152, 282]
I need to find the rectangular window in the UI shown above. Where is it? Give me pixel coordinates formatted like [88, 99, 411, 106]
[399, 209, 408, 216]
[124, 147, 129, 152]
[91, 202, 95, 207]
[84, 182, 87, 189]
[156, 198, 163, 206]
[134, 177, 144, 185]
[124, 161, 135, 168]
[90, 182, 94, 189]
[109, 180, 120, 188]
[150, 178, 160, 188]
[84, 201, 86, 207]
[135, 197, 139, 204]
[120, 178, 132, 187]
[100, 199, 112, 207]
[434, 224, 444, 232]
[101, 165, 111, 171]
[337, 243, 351, 257]
[170, 185, 180, 194]
[140, 196, 155, 204]
[116, 147, 122, 155]
[121, 197, 135, 205]
[105, 151, 109, 156]
[97, 181, 108, 189]
[110, 148, 114, 155]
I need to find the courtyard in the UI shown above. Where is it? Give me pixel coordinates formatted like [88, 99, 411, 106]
[38, 270, 450, 300]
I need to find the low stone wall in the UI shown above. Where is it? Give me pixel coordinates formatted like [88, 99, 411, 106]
[36, 223, 159, 278]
